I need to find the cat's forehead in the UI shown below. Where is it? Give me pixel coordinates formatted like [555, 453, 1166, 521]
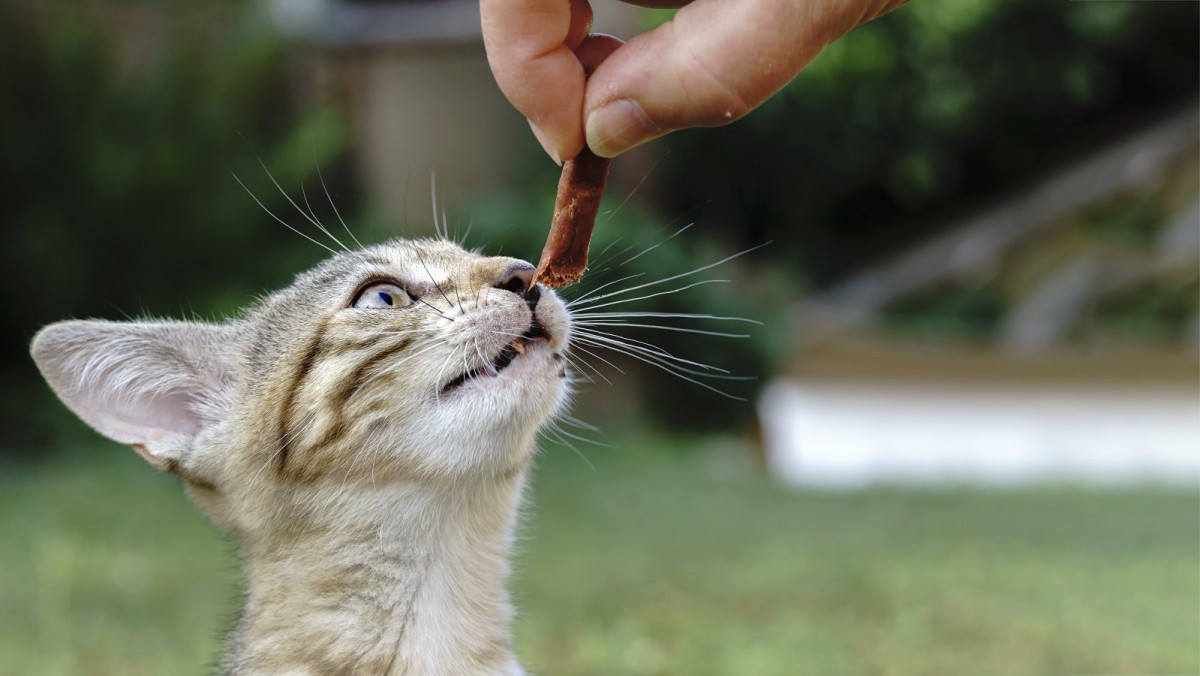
[294, 238, 482, 293]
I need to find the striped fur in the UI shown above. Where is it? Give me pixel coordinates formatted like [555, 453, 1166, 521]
[31, 238, 573, 674]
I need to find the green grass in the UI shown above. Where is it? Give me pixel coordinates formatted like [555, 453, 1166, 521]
[1, 437, 1196, 675]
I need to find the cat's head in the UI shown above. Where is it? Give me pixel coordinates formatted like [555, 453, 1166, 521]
[31, 239, 571, 529]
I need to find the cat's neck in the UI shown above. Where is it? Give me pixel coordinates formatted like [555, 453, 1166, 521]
[224, 464, 529, 676]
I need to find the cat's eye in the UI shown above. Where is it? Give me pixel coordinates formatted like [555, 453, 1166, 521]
[352, 282, 413, 309]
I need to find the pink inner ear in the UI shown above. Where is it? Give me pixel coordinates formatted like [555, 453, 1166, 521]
[31, 320, 225, 463]
[112, 389, 203, 437]
[74, 387, 202, 460]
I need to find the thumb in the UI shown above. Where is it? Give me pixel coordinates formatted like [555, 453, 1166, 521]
[583, 0, 892, 157]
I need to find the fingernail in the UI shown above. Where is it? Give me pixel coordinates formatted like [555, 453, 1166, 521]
[528, 121, 562, 166]
[586, 98, 661, 158]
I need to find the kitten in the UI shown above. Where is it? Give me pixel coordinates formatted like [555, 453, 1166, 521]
[31, 238, 572, 675]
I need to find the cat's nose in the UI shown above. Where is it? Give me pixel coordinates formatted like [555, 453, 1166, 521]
[494, 264, 537, 300]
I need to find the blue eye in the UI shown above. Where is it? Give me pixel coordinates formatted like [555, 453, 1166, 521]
[353, 282, 411, 309]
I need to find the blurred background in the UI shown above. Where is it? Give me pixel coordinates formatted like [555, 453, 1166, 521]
[1, 0, 1197, 674]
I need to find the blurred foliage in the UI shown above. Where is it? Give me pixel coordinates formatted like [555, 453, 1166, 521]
[1082, 193, 1166, 248]
[3, 0, 1197, 447]
[0, 2, 353, 449]
[883, 283, 1007, 342]
[877, 172, 1199, 344]
[1092, 280, 1199, 344]
[648, 0, 1198, 285]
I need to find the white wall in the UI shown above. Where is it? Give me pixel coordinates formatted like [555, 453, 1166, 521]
[759, 379, 1200, 488]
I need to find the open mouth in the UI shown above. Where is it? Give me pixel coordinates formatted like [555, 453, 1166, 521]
[442, 319, 551, 393]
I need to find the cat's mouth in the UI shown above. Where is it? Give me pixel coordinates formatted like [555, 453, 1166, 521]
[441, 319, 552, 394]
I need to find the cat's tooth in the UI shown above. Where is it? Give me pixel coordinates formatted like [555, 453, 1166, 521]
[511, 340, 525, 355]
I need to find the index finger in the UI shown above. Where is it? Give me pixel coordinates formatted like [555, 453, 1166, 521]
[481, 0, 594, 162]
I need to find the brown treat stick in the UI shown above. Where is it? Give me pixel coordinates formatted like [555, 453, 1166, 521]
[534, 147, 611, 288]
[533, 34, 623, 288]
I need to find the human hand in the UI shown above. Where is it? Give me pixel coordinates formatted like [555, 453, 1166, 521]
[481, 0, 907, 162]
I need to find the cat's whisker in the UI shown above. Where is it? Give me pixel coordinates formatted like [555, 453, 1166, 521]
[574, 310, 761, 326]
[453, 284, 466, 314]
[570, 335, 706, 382]
[469, 342, 485, 384]
[432, 348, 457, 403]
[458, 217, 475, 249]
[415, 251, 457, 314]
[599, 149, 670, 226]
[416, 298, 454, 322]
[300, 181, 352, 253]
[564, 360, 604, 387]
[571, 327, 731, 374]
[559, 342, 619, 384]
[559, 414, 600, 434]
[572, 326, 738, 376]
[594, 350, 753, 383]
[541, 421, 590, 456]
[573, 237, 627, 284]
[559, 347, 610, 386]
[472, 338, 490, 383]
[612, 222, 694, 270]
[431, 171, 446, 241]
[580, 339, 746, 399]
[568, 243, 768, 310]
[348, 342, 444, 399]
[375, 329, 430, 337]
[569, 278, 731, 312]
[538, 422, 598, 471]
[546, 418, 610, 449]
[360, 341, 446, 391]
[245, 145, 350, 252]
[564, 271, 646, 308]
[597, 199, 716, 279]
[317, 164, 364, 249]
[568, 328, 739, 381]
[566, 222, 695, 297]
[574, 320, 752, 339]
[230, 172, 338, 255]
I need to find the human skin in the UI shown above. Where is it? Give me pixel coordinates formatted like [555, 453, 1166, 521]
[481, 0, 908, 163]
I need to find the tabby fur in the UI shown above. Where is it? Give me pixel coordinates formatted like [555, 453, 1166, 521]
[32, 239, 572, 675]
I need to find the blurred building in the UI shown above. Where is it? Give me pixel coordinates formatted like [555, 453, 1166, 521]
[269, 0, 518, 231]
[761, 105, 1200, 487]
[268, 0, 635, 232]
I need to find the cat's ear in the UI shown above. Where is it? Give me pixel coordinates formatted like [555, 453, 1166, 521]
[31, 319, 238, 471]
